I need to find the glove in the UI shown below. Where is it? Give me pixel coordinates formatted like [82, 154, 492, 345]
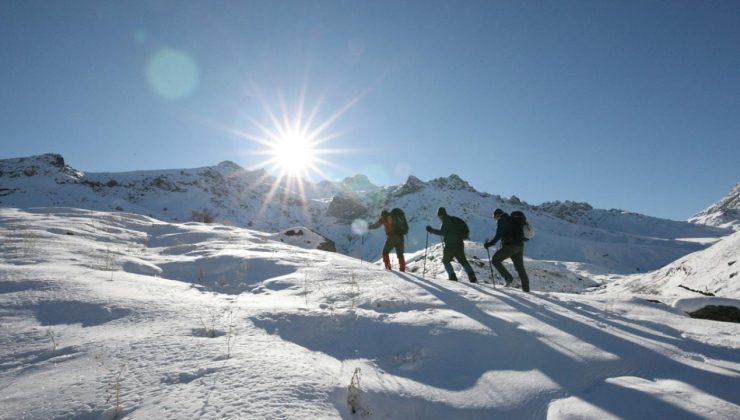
[484, 240, 492, 249]
[426, 225, 433, 232]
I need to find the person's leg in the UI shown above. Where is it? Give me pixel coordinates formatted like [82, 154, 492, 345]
[442, 246, 457, 280]
[511, 247, 530, 292]
[394, 235, 406, 272]
[491, 245, 517, 284]
[454, 247, 477, 282]
[382, 238, 393, 270]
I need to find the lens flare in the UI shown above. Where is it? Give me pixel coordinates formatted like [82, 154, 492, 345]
[146, 48, 199, 100]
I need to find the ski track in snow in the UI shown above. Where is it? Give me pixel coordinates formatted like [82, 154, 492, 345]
[0, 207, 739, 419]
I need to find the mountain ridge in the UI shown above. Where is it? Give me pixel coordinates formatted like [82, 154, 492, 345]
[0, 153, 732, 274]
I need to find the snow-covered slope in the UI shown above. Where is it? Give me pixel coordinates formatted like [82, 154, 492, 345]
[0, 154, 731, 274]
[596, 230, 740, 298]
[689, 182, 740, 230]
[1, 207, 739, 419]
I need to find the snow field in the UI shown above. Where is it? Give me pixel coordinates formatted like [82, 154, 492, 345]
[1, 208, 739, 419]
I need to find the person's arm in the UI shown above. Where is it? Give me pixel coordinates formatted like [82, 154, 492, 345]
[485, 218, 505, 248]
[368, 217, 383, 230]
[426, 224, 442, 236]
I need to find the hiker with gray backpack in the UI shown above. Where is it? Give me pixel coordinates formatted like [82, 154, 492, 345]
[426, 207, 478, 283]
[369, 208, 408, 272]
[484, 208, 532, 292]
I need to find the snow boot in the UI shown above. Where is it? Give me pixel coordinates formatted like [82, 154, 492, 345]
[382, 253, 392, 270]
[399, 255, 406, 272]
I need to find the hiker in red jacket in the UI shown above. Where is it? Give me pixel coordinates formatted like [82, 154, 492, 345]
[369, 209, 407, 272]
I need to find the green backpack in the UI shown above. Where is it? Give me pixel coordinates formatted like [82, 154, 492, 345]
[390, 208, 409, 235]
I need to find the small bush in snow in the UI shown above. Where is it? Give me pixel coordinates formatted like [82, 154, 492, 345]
[45, 328, 58, 351]
[191, 208, 216, 223]
[347, 367, 371, 416]
[105, 363, 127, 418]
[197, 307, 235, 342]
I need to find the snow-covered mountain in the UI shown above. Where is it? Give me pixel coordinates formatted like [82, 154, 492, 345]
[597, 230, 740, 298]
[1, 207, 739, 419]
[0, 153, 731, 274]
[689, 182, 740, 230]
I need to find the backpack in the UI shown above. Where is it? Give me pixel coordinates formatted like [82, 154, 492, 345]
[510, 210, 535, 240]
[390, 208, 409, 235]
[449, 216, 470, 240]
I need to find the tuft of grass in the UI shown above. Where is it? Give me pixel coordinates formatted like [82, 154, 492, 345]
[13, 224, 39, 259]
[105, 363, 127, 418]
[347, 367, 371, 416]
[45, 328, 58, 351]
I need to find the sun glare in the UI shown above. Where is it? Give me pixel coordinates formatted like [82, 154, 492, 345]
[222, 80, 369, 223]
[271, 131, 317, 177]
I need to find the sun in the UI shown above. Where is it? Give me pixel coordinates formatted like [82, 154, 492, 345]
[270, 130, 318, 177]
[222, 81, 368, 222]
[236, 84, 358, 183]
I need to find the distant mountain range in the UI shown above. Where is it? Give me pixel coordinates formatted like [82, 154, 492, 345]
[1, 153, 735, 274]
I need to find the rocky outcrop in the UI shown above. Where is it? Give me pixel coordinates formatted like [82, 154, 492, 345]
[327, 192, 368, 221]
[534, 200, 594, 223]
[391, 175, 425, 197]
[429, 174, 477, 192]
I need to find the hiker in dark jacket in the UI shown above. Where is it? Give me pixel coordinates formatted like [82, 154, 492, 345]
[369, 209, 406, 272]
[426, 207, 477, 282]
[484, 208, 530, 291]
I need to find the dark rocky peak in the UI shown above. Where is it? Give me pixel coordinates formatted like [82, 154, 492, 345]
[391, 175, 426, 197]
[429, 174, 477, 192]
[0, 153, 82, 180]
[534, 200, 594, 223]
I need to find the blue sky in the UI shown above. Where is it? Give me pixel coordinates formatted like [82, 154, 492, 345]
[1, 1, 738, 220]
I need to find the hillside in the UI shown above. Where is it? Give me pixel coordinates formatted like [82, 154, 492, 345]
[689, 183, 740, 230]
[1, 208, 739, 419]
[0, 154, 730, 275]
[595, 230, 740, 298]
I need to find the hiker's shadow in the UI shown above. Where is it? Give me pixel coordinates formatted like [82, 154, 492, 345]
[250, 270, 738, 417]
[393, 272, 740, 414]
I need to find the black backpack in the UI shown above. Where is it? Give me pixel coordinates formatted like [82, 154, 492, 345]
[449, 216, 470, 240]
[390, 208, 409, 235]
[510, 210, 535, 240]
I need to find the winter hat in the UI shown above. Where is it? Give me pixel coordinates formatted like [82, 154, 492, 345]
[493, 208, 504, 217]
[381, 209, 390, 217]
[437, 207, 447, 216]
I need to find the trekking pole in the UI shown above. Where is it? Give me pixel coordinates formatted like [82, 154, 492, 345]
[360, 234, 364, 265]
[486, 246, 496, 288]
[422, 231, 429, 279]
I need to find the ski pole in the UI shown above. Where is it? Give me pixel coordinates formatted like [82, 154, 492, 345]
[422, 231, 429, 279]
[486, 246, 496, 288]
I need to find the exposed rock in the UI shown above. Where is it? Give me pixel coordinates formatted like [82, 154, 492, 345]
[327, 192, 368, 221]
[429, 174, 477, 192]
[392, 175, 425, 197]
[535, 200, 594, 223]
[317, 239, 337, 252]
[688, 305, 740, 323]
